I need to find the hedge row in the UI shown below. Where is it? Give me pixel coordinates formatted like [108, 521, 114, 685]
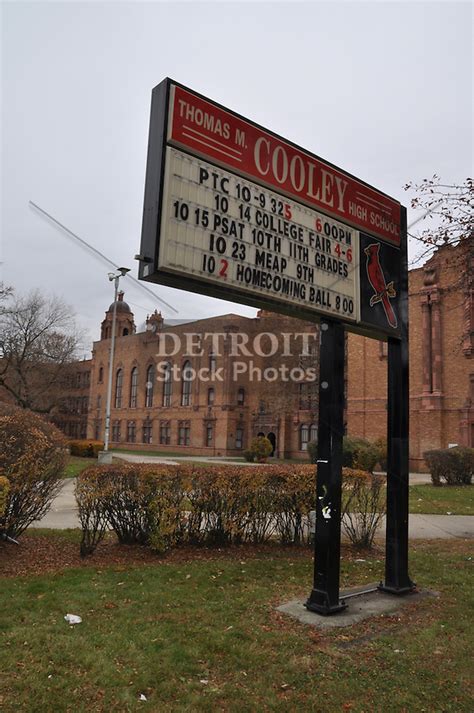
[0, 476, 10, 518]
[306, 437, 387, 471]
[424, 446, 474, 486]
[69, 440, 104, 458]
[75, 463, 385, 556]
[343, 436, 387, 472]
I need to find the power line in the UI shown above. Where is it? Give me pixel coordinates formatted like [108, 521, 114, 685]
[29, 200, 178, 315]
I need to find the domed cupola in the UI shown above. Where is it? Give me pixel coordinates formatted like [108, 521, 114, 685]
[101, 291, 136, 339]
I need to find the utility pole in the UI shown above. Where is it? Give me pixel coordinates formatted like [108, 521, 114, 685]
[99, 267, 130, 464]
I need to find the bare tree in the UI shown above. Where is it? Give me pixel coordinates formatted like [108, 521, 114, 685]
[405, 175, 473, 265]
[0, 289, 83, 413]
[0, 282, 13, 307]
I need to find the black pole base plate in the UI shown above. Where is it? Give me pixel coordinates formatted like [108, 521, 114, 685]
[305, 592, 348, 616]
[378, 581, 417, 596]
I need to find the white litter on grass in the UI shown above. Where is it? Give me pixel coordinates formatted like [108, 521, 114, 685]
[64, 614, 82, 625]
[139, 694, 147, 701]
[355, 559, 366, 563]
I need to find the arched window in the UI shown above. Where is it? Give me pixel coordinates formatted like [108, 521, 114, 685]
[309, 423, 318, 443]
[145, 364, 155, 407]
[98, 366, 104, 383]
[162, 362, 172, 407]
[181, 361, 192, 406]
[209, 350, 217, 374]
[114, 369, 123, 408]
[207, 387, 215, 406]
[130, 367, 138, 408]
[206, 422, 214, 447]
[237, 388, 245, 406]
[300, 424, 309, 451]
[123, 328, 129, 336]
[235, 426, 244, 450]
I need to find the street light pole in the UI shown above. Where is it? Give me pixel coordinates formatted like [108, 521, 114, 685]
[99, 267, 130, 463]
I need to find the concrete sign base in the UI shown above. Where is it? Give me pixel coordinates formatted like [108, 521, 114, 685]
[277, 585, 438, 629]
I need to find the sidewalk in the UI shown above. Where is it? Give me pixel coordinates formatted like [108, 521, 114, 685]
[112, 453, 264, 466]
[30, 478, 474, 539]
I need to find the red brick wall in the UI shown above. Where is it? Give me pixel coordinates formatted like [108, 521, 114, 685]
[347, 239, 473, 470]
[87, 309, 319, 459]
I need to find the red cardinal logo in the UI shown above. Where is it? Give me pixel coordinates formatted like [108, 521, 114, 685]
[365, 243, 397, 328]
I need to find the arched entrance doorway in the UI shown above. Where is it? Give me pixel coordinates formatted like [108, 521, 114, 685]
[267, 432, 276, 457]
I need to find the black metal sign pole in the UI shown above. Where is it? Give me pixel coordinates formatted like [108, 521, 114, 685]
[380, 207, 415, 594]
[305, 318, 347, 615]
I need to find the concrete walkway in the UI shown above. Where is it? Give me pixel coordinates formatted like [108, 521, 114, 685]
[112, 453, 266, 466]
[30, 478, 473, 539]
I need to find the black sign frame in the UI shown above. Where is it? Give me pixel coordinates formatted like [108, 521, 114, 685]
[138, 79, 414, 616]
[138, 78, 404, 341]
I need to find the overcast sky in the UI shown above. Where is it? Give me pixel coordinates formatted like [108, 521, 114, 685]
[2, 1, 472, 353]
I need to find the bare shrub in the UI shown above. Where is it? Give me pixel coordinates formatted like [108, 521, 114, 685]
[75, 467, 109, 557]
[75, 463, 387, 556]
[424, 447, 473, 486]
[341, 468, 386, 549]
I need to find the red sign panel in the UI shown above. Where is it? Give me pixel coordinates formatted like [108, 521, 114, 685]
[168, 85, 401, 245]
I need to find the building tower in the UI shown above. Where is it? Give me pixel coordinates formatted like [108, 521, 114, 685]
[100, 291, 135, 340]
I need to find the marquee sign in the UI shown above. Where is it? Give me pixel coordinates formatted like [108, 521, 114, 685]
[138, 78, 412, 613]
[138, 78, 404, 336]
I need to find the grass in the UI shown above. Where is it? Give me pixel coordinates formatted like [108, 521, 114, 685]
[409, 484, 473, 515]
[1, 538, 473, 712]
[63, 455, 94, 479]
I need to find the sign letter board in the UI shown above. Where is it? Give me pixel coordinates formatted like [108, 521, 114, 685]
[139, 78, 404, 337]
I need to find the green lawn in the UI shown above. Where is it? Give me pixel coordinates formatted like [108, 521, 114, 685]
[1, 538, 472, 712]
[409, 484, 474, 515]
[63, 456, 95, 479]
